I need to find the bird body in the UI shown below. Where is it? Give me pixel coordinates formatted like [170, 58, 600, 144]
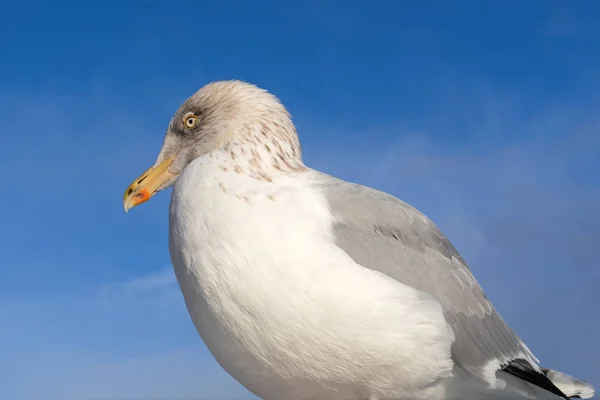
[168, 146, 454, 400]
[124, 80, 595, 400]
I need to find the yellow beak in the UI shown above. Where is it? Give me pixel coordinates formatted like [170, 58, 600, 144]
[123, 156, 175, 212]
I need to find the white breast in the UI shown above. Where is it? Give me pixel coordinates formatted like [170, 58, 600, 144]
[167, 151, 455, 400]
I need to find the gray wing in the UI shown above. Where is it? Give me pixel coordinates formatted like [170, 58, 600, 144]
[314, 172, 540, 385]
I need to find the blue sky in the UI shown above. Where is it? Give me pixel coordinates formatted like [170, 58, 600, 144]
[1, 1, 599, 399]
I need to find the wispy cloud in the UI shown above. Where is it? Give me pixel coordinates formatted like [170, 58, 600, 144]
[100, 266, 177, 297]
[118, 267, 177, 292]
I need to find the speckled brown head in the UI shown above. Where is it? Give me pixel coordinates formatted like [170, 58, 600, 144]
[123, 80, 303, 212]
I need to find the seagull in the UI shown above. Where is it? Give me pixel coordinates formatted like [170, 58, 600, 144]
[123, 80, 594, 400]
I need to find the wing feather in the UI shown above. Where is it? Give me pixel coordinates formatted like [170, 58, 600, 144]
[315, 172, 540, 385]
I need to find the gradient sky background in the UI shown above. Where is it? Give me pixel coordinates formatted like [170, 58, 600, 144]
[1, 1, 599, 399]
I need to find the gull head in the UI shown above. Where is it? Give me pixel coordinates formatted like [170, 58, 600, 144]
[123, 80, 302, 212]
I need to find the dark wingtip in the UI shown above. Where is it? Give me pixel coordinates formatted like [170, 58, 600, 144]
[503, 359, 569, 399]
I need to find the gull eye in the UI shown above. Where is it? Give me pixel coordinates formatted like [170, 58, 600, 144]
[184, 114, 198, 129]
